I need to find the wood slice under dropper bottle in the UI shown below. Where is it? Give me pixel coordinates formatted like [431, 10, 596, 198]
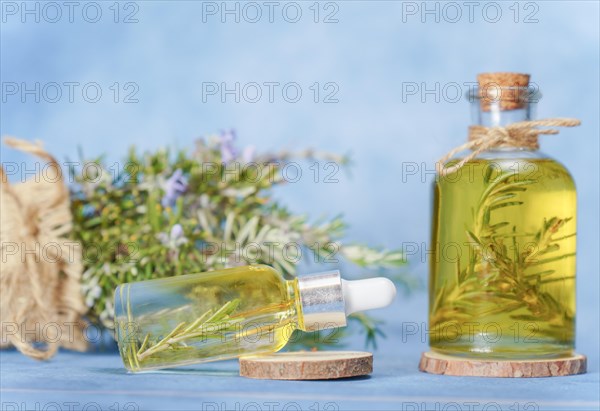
[240, 351, 373, 380]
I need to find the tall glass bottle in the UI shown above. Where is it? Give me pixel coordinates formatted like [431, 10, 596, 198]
[429, 73, 576, 359]
[114, 264, 396, 371]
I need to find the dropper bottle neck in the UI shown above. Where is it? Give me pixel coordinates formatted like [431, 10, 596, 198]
[295, 270, 346, 332]
[290, 269, 397, 332]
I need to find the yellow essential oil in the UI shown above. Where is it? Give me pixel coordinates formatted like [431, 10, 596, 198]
[429, 73, 578, 359]
[115, 265, 298, 371]
[430, 157, 576, 358]
[114, 264, 395, 371]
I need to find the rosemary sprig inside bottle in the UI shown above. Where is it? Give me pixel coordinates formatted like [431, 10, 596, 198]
[431, 166, 576, 333]
[136, 299, 241, 361]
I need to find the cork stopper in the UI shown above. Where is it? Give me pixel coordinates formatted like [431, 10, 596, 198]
[477, 72, 530, 111]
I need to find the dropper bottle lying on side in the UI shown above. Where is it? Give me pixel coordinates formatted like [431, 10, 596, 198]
[114, 264, 396, 371]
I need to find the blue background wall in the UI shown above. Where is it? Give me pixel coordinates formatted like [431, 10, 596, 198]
[2, 1, 598, 358]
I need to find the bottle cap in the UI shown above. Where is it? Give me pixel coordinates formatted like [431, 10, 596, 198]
[297, 271, 397, 331]
[341, 278, 396, 315]
[477, 72, 530, 112]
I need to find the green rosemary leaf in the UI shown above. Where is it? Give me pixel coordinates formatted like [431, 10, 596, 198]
[455, 259, 461, 286]
[482, 209, 491, 226]
[433, 282, 447, 312]
[157, 322, 187, 346]
[539, 276, 575, 285]
[206, 299, 241, 323]
[488, 222, 510, 231]
[553, 232, 576, 242]
[465, 230, 482, 247]
[524, 269, 556, 279]
[83, 217, 102, 228]
[483, 165, 494, 184]
[510, 314, 540, 321]
[478, 302, 523, 317]
[538, 244, 561, 255]
[137, 334, 150, 355]
[492, 232, 534, 239]
[181, 308, 215, 334]
[496, 186, 528, 194]
[529, 252, 576, 266]
[498, 179, 536, 189]
[489, 201, 524, 211]
[540, 292, 561, 312]
[488, 193, 517, 204]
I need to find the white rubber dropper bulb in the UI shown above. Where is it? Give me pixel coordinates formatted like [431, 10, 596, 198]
[341, 278, 397, 315]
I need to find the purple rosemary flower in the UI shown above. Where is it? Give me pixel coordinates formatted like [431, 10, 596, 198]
[161, 169, 188, 208]
[157, 224, 188, 250]
[241, 145, 256, 164]
[219, 129, 238, 164]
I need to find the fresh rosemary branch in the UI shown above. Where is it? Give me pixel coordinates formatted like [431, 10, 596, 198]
[72, 133, 413, 348]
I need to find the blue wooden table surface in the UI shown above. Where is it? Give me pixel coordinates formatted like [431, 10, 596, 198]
[2, 295, 599, 411]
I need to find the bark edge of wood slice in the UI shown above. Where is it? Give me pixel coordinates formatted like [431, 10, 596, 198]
[419, 351, 587, 378]
[239, 351, 373, 380]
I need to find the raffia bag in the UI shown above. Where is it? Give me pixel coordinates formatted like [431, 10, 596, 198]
[1, 137, 87, 359]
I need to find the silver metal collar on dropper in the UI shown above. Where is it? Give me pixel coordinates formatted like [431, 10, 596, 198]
[297, 270, 347, 331]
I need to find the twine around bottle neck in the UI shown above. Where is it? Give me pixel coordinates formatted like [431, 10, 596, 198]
[437, 118, 581, 176]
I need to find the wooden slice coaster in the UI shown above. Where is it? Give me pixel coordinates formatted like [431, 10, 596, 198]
[419, 351, 587, 378]
[239, 351, 373, 380]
